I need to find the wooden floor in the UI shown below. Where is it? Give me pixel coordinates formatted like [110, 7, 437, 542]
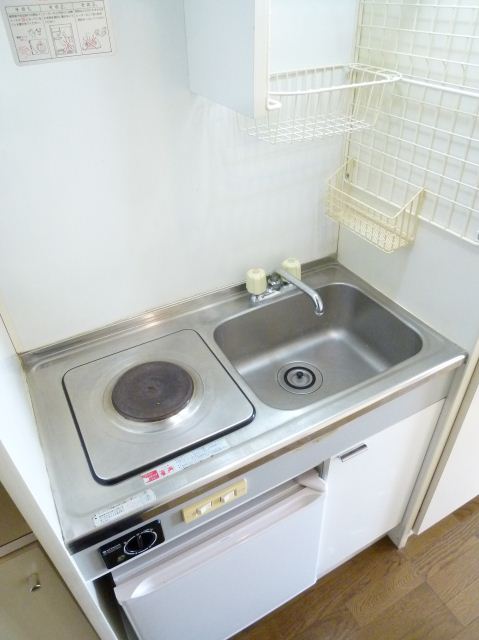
[234, 498, 479, 640]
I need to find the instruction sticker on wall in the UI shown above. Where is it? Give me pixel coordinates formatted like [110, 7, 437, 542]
[2, 0, 114, 65]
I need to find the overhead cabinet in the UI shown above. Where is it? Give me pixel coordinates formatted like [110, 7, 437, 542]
[184, 0, 270, 118]
[183, 0, 384, 142]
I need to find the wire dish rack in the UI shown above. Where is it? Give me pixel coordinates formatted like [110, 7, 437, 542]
[237, 64, 401, 143]
[350, 0, 479, 248]
[328, 159, 425, 253]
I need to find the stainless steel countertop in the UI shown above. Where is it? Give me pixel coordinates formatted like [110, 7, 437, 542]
[23, 258, 466, 547]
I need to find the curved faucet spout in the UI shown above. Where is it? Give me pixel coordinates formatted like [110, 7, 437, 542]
[275, 269, 325, 316]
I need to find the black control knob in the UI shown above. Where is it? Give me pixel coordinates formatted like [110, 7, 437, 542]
[124, 529, 158, 555]
[100, 521, 165, 568]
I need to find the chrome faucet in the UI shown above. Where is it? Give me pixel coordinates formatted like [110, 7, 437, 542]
[275, 268, 324, 316]
[249, 268, 325, 316]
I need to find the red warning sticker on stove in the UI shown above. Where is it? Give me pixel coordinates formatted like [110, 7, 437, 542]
[140, 438, 229, 485]
[142, 467, 174, 484]
[142, 470, 161, 484]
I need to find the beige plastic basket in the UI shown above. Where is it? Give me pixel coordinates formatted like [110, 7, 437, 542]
[238, 64, 401, 144]
[328, 159, 425, 253]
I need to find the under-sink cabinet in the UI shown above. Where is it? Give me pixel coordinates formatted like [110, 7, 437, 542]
[318, 400, 444, 577]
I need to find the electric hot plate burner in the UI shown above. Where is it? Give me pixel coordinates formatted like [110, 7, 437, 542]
[111, 362, 194, 422]
[62, 330, 254, 484]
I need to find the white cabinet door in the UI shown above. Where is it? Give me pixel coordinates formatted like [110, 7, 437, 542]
[115, 486, 325, 640]
[0, 542, 98, 640]
[318, 401, 443, 577]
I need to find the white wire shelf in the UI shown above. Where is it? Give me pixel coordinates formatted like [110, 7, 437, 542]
[357, 1, 479, 94]
[345, 0, 479, 248]
[328, 159, 425, 253]
[237, 64, 401, 144]
[346, 76, 479, 247]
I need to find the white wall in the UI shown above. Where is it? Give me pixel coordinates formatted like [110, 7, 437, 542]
[0, 0, 360, 352]
[339, 224, 479, 352]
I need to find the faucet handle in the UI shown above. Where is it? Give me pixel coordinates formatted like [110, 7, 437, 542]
[281, 258, 301, 280]
[246, 268, 267, 295]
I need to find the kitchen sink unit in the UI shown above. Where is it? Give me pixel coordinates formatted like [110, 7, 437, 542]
[24, 259, 465, 549]
[19, 258, 466, 640]
[2, 1, 479, 638]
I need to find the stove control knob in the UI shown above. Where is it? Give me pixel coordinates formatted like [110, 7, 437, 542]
[100, 521, 164, 568]
[124, 529, 158, 556]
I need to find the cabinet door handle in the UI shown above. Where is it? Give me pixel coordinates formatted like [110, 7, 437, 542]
[28, 573, 41, 593]
[339, 443, 368, 462]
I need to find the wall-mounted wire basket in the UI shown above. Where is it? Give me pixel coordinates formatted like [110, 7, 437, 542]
[238, 64, 401, 144]
[357, 0, 479, 92]
[353, 0, 479, 249]
[328, 159, 425, 253]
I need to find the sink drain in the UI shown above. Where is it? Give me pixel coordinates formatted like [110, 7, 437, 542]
[277, 362, 323, 395]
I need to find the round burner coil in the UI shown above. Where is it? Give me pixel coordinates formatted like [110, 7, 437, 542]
[111, 362, 194, 422]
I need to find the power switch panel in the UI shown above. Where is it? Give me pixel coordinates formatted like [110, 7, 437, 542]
[196, 502, 213, 517]
[220, 490, 236, 504]
[182, 480, 247, 523]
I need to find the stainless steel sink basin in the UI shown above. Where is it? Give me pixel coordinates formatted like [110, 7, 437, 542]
[214, 283, 423, 410]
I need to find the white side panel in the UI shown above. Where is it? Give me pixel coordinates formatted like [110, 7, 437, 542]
[184, 0, 269, 118]
[0, 318, 59, 537]
[417, 371, 479, 533]
[0, 318, 120, 640]
[115, 488, 324, 640]
[318, 401, 443, 576]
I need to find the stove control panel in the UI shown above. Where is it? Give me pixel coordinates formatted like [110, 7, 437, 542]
[99, 521, 165, 569]
[181, 479, 247, 523]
